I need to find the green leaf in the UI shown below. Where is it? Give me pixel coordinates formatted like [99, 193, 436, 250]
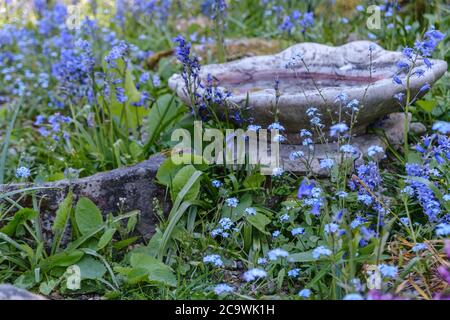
[288, 251, 315, 263]
[223, 193, 252, 221]
[146, 94, 185, 147]
[39, 250, 84, 272]
[171, 165, 201, 201]
[416, 99, 437, 113]
[103, 57, 148, 128]
[243, 172, 266, 189]
[113, 236, 139, 250]
[76, 256, 107, 280]
[39, 279, 58, 296]
[0, 208, 37, 236]
[245, 212, 271, 235]
[130, 252, 177, 287]
[52, 192, 73, 233]
[126, 213, 138, 234]
[97, 228, 116, 250]
[75, 197, 103, 235]
[156, 157, 182, 186]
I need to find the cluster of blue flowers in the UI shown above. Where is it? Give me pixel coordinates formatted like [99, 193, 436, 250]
[279, 10, 314, 34]
[34, 113, 71, 142]
[392, 28, 445, 91]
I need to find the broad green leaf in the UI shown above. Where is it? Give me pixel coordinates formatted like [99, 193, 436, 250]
[416, 99, 437, 113]
[97, 228, 116, 250]
[76, 256, 107, 280]
[223, 193, 252, 221]
[243, 172, 266, 189]
[39, 250, 84, 272]
[75, 197, 103, 235]
[0, 208, 37, 236]
[246, 212, 271, 235]
[130, 252, 177, 287]
[147, 94, 185, 147]
[171, 165, 201, 201]
[288, 251, 315, 263]
[113, 237, 139, 251]
[156, 157, 182, 186]
[39, 280, 58, 296]
[52, 192, 73, 233]
[126, 213, 138, 234]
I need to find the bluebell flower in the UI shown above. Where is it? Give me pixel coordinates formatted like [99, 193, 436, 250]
[405, 163, 441, 221]
[392, 75, 403, 85]
[396, 61, 410, 69]
[297, 180, 314, 199]
[393, 92, 405, 102]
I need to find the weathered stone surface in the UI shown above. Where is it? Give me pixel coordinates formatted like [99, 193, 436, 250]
[0, 284, 45, 300]
[372, 112, 411, 146]
[279, 112, 407, 175]
[0, 154, 167, 240]
[279, 134, 387, 176]
[410, 122, 427, 135]
[146, 38, 283, 69]
[169, 41, 447, 139]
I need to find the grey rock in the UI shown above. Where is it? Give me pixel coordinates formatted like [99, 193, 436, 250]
[169, 41, 447, 140]
[372, 112, 411, 146]
[279, 133, 387, 176]
[0, 284, 45, 300]
[0, 154, 167, 241]
[410, 122, 427, 135]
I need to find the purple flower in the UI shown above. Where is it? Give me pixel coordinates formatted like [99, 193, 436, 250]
[298, 180, 314, 199]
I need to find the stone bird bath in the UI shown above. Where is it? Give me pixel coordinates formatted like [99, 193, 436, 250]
[169, 41, 447, 142]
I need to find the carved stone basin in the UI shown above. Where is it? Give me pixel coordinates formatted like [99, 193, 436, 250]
[169, 41, 447, 141]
